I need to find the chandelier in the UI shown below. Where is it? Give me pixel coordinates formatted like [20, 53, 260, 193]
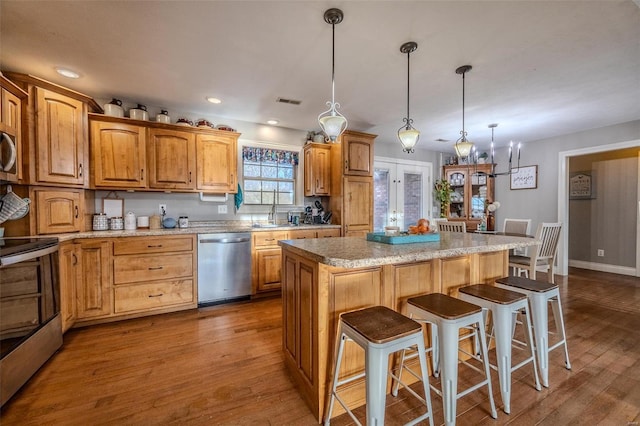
[318, 8, 347, 142]
[398, 41, 419, 153]
[454, 65, 474, 159]
[487, 123, 522, 177]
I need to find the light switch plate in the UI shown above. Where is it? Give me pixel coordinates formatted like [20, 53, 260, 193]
[218, 205, 228, 214]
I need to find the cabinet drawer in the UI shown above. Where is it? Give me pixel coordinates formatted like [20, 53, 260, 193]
[317, 228, 341, 238]
[114, 279, 194, 313]
[253, 231, 289, 247]
[113, 236, 193, 255]
[114, 253, 193, 284]
[289, 229, 317, 240]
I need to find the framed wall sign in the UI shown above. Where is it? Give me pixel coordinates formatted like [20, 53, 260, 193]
[569, 171, 595, 199]
[510, 165, 538, 190]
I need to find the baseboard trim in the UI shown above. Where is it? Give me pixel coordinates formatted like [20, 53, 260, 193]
[569, 259, 637, 276]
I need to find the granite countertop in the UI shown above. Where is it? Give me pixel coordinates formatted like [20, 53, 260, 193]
[278, 232, 540, 269]
[53, 222, 341, 242]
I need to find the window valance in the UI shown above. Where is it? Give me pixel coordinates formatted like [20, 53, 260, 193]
[242, 146, 299, 166]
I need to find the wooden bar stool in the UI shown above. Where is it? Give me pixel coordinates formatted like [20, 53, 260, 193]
[495, 276, 571, 387]
[458, 284, 541, 414]
[324, 306, 434, 426]
[398, 293, 497, 426]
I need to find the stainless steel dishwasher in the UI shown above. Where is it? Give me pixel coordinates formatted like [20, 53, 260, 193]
[197, 232, 252, 306]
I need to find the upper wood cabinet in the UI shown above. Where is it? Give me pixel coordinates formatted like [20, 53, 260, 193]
[342, 176, 374, 237]
[90, 118, 147, 189]
[34, 188, 84, 234]
[0, 76, 26, 182]
[339, 130, 375, 176]
[4, 73, 101, 187]
[147, 128, 195, 190]
[195, 132, 237, 193]
[303, 143, 331, 196]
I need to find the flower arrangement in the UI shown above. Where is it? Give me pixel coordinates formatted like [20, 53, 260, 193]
[486, 201, 501, 213]
[434, 180, 452, 218]
[485, 201, 500, 231]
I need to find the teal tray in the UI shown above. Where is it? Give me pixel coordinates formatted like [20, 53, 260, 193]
[366, 232, 440, 244]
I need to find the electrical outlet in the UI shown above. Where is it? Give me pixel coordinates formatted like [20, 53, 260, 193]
[159, 204, 167, 215]
[218, 205, 228, 214]
[597, 249, 604, 257]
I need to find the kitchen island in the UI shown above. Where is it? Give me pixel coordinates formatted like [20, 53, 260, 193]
[278, 232, 539, 422]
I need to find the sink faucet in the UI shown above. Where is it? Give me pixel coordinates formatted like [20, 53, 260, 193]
[268, 190, 277, 224]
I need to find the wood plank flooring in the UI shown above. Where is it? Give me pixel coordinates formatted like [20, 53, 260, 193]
[1, 268, 639, 425]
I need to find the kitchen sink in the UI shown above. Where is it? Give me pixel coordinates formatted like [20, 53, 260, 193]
[252, 223, 298, 228]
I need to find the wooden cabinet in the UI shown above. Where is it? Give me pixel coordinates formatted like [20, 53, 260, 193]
[443, 164, 494, 231]
[112, 235, 196, 314]
[329, 130, 376, 237]
[195, 132, 237, 192]
[59, 242, 79, 332]
[303, 143, 331, 196]
[34, 188, 84, 234]
[251, 230, 288, 294]
[147, 128, 195, 190]
[76, 239, 112, 320]
[340, 130, 374, 176]
[0, 76, 26, 182]
[4, 73, 100, 187]
[90, 118, 147, 189]
[289, 228, 341, 239]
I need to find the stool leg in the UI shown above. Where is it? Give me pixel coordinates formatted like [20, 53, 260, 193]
[493, 304, 513, 414]
[550, 296, 571, 370]
[416, 337, 435, 426]
[440, 321, 459, 426]
[521, 305, 542, 391]
[477, 316, 498, 419]
[431, 323, 440, 378]
[324, 330, 347, 425]
[365, 347, 387, 426]
[530, 293, 549, 387]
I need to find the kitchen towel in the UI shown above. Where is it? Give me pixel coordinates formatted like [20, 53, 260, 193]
[234, 183, 243, 213]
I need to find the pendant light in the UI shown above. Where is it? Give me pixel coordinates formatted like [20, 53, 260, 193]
[318, 8, 348, 142]
[398, 41, 419, 154]
[454, 65, 474, 159]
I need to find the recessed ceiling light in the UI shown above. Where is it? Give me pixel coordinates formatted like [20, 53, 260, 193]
[55, 67, 79, 79]
[206, 97, 222, 104]
[267, 119, 279, 125]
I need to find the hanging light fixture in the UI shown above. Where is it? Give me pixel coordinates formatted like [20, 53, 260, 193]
[318, 8, 348, 142]
[398, 41, 419, 153]
[454, 65, 474, 159]
[487, 123, 522, 177]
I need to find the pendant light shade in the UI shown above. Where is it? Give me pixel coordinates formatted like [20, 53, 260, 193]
[398, 41, 419, 153]
[454, 65, 474, 159]
[318, 8, 347, 142]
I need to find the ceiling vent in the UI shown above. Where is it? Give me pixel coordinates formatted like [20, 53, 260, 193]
[276, 97, 302, 105]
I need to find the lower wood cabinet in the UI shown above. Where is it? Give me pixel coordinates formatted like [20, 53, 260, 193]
[59, 242, 79, 333]
[76, 239, 112, 321]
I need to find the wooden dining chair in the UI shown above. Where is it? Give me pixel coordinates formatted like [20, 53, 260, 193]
[509, 222, 562, 283]
[437, 221, 466, 233]
[503, 218, 532, 257]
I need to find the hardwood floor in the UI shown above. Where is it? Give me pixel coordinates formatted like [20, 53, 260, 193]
[1, 268, 639, 425]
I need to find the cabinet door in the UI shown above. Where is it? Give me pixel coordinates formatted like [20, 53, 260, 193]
[147, 128, 195, 190]
[256, 248, 282, 292]
[343, 176, 373, 237]
[195, 133, 237, 192]
[35, 87, 86, 185]
[59, 242, 79, 332]
[76, 240, 112, 319]
[304, 144, 331, 196]
[342, 132, 374, 176]
[91, 119, 147, 188]
[443, 164, 494, 231]
[0, 87, 22, 182]
[35, 189, 82, 234]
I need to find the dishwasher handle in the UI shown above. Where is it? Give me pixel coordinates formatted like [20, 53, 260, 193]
[199, 237, 251, 244]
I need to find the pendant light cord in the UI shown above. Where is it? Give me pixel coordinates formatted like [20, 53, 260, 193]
[406, 49, 411, 123]
[331, 22, 336, 105]
[461, 70, 466, 136]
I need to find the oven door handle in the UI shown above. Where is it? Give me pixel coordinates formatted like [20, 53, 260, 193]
[0, 244, 59, 267]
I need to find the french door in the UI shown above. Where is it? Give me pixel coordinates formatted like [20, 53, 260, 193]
[373, 157, 433, 232]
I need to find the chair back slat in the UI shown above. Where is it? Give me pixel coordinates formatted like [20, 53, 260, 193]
[535, 222, 562, 260]
[438, 221, 467, 233]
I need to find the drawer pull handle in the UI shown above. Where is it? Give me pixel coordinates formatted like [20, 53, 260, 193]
[75, 205, 79, 218]
[148, 266, 163, 270]
[148, 293, 163, 298]
[265, 238, 275, 241]
[147, 245, 163, 248]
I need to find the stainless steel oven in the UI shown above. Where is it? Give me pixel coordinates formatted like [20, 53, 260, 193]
[0, 237, 61, 407]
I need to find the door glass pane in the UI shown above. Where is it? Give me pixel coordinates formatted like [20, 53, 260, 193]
[403, 172, 422, 227]
[374, 169, 390, 232]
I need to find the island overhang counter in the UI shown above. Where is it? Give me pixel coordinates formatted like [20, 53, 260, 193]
[278, 232, 539, 422]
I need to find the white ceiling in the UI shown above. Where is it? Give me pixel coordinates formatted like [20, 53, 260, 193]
[1, 1, 639, 154]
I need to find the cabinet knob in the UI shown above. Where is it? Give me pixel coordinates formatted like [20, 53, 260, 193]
[74, 205, 79, 218]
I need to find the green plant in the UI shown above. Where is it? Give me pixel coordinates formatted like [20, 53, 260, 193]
[434, 179, 452, 218]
